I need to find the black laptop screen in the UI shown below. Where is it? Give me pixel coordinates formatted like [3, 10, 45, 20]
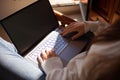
[1, 0, 59, 55]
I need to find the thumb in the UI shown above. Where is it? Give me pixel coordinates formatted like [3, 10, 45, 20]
[37, 54, 44, 64]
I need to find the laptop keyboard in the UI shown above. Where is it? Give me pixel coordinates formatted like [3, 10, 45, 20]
[27, 31, 68, 63]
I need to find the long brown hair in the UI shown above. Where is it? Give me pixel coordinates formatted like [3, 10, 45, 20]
[94, 19, 120, 43]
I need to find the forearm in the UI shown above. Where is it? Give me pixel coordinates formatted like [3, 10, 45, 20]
[41, 57, 63, 73]
[41, 51, 88, 80]
[41, 57, 79, 80]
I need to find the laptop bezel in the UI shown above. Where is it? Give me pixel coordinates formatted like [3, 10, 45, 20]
[0, 0, 59, 56]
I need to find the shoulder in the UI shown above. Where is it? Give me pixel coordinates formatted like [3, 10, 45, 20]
[78, 41, 120, 79]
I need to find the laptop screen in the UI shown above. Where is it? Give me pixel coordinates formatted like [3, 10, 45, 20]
[1, 0, 59, 55]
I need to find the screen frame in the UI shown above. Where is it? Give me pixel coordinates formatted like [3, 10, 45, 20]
[0, 0, 59, 56]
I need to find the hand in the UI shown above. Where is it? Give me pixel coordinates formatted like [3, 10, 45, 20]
[37, 48, 58, 64]
[61, 22, 85, 40]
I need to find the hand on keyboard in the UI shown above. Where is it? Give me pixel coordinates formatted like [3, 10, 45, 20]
[61, 22, 85, 40]
[28, 31, 68, 64]
[37, 48, 58, 64]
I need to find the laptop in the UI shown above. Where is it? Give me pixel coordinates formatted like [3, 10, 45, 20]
[0, 0, 88, 66]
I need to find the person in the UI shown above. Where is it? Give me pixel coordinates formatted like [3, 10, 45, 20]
[0, 10, 120, 80]
[37, 18, 120, 80]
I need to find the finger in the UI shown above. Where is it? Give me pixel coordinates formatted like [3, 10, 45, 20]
[62, 22, 76, 33]
[51, 48, 57, 56]
[67, 22, 76, 27]
[37, 54, 44, 64]
[46, 48, 52, 57]
[62, 30, 74, 37]
[61, 22, 77, 36]
[71, 32, 83, 40]
[61, 27, 72, 34]
[61, 27, 76, 37]
[41, 50, 48, 59]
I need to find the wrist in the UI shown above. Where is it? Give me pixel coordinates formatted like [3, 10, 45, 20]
[41, 57, 63, 73]
[84, 21, 100, 33]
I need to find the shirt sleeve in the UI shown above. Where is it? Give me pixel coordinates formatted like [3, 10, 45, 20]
[84, 21, 109, 35]
[41, 52, 87, 80]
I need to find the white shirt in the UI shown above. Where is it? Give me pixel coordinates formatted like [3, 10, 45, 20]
[41, 21, 120, 80]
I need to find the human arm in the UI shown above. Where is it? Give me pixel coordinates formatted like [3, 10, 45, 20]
[84, 21, 109, 35]
[61, 21, 109, 40]
[37, 41, 120, 80]
[37, 49, 87, 80]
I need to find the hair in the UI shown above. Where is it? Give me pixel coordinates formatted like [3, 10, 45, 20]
[94, 18, 120, 43]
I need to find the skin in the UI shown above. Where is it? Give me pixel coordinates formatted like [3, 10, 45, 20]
[37, 22, 86, 64]
[61, 22, 85, 40]
[37, 48, 57, 64]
